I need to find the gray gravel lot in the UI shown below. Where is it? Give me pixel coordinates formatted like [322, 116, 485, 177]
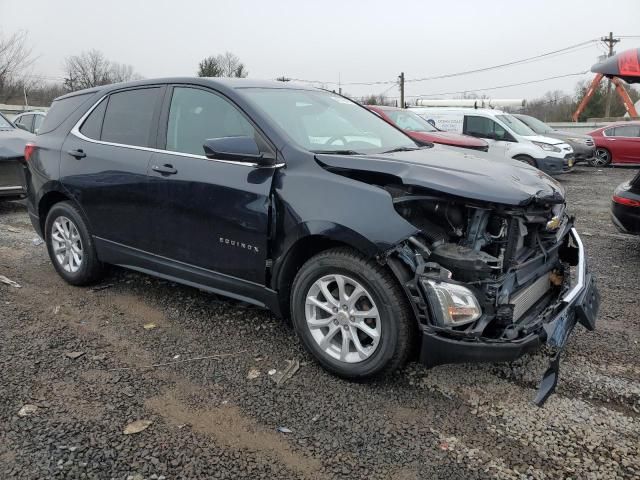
[1, 166, 639, 479]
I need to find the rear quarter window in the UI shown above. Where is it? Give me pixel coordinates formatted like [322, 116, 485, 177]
[38, 93, 95, 135]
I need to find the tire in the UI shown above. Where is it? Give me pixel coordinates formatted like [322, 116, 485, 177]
[590, 148, 612, 167]
[513, 155, 537, 167]
[291, 247, 414, 379]
[44, 201, 104, 286]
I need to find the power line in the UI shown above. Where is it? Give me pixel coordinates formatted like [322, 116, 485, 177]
[382, 71, 589, 99]
[286, 39, 599, 86]
[404, 40, 598, 83]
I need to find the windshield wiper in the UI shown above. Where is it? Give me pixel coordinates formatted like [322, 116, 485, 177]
[381, 146, 424, 154]
[312, 149, 362, 155]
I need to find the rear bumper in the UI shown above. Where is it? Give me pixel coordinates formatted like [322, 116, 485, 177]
[0, 185, 26, 200]
[611, 203, 640, 234]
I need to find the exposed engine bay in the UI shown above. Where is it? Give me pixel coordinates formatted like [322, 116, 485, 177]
[384, 183, 579, 343]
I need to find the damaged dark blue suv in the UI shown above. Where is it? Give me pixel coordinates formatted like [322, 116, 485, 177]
[25, 78, 599, 405]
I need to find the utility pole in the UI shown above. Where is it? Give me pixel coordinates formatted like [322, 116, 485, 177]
[399, 72, 405, 109]
[602, 31, 620, 118]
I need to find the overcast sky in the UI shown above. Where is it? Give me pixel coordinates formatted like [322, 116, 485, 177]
[2, 0, 639, 102]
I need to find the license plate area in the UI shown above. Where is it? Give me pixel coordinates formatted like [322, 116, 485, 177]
[575, 273, 599, 331]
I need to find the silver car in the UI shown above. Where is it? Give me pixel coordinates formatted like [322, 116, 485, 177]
[514, 114, 596, 165]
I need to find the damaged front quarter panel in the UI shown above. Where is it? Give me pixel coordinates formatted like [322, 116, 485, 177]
[378, 184, 599, 407]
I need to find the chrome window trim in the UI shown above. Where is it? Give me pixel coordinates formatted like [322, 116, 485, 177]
[70, 92, 284, 169]
[562, 228, 585, 304]
[603, 126, 640, 138]
[0, 186, 23, 191]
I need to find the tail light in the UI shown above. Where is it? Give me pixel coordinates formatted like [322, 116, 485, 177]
[24, 143, 36, 161]
[612, 195, 640, 207]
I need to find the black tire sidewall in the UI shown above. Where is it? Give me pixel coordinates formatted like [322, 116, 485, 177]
[44, 202, 100, 285]
[291, 254, 401, 378]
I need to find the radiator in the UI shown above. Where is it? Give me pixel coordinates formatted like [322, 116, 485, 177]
[510, 274, 551, 321]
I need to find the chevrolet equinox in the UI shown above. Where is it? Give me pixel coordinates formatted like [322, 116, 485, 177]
[25, 79, 599, 405]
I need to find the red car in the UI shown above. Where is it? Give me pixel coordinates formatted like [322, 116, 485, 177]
[587, 121, 640, 166]
[366, 105, 489, 151]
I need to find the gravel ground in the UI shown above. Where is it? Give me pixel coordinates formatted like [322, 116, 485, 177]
[1, 165, 639, 480]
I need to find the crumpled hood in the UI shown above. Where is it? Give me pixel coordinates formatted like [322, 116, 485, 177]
[316, 145, 565, 206]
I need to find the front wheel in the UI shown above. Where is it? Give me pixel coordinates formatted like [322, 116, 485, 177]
[291, 248, 414, 379]
[590, 148, 612, 167]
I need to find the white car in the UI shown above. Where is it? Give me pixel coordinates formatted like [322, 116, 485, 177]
[409, 107, 574, 175]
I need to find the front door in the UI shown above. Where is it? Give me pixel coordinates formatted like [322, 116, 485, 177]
[463, 115, 512, 157]
[147, 85, 277, 283]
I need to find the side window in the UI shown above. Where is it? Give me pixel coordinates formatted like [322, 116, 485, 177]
[166, 87, 255, 156]
[16, 114, 33, 131]
[101, 88, 161, 147]
[613, 125, 640, 137]
[464, 116, 493, 138]
[604, 127, 616, 137]
[79, 99, 108, 139]
[33, 114, 44, 133]
[493, 121, 509, 141]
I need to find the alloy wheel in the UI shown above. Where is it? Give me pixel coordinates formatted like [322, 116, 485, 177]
[305, 274, 381, 363]
[593, 148, 611, 166]
[51, 216, 83, 273]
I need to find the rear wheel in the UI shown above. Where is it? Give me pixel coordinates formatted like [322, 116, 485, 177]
[45, 201, 104, 285]
[513, 155, 537, 167]
[590, 148, 611, 167]
[291, 248, 414, 379]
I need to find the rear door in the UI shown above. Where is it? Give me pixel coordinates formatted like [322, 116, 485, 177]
[610, 125, 640, 163]
[61, 86, 164, 251]
[146, 85, 277, 283]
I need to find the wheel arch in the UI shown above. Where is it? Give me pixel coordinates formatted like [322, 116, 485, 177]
[271, 221, 385, 318]
[38, 189, 74, 236]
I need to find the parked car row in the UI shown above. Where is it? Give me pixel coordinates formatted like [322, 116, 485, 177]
[408, 107, 576, 176]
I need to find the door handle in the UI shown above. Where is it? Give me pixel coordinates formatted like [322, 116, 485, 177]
[67, 149, 86, 159]
[152, 164, 178, 175]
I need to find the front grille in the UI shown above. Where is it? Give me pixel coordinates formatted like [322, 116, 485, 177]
[510, 274, 551, 320]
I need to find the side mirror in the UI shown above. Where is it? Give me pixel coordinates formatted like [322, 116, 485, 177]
[203, 136, 274, 166]
[15, 123, 28, 131]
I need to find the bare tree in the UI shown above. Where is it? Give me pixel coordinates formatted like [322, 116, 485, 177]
[63, 49, 140, 91]
[0, 30, 34, 96]
[197, 52, 247, 78]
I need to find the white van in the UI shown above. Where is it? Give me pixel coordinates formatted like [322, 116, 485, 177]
[409, 107, 574, 175]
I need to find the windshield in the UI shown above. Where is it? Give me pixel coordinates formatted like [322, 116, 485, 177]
[385, 109, 438, 132]
[517, 115, 553, 134]
[0, 113, 13, 129]
[496, 114, 536, 136]
[241, 88, 417, 154]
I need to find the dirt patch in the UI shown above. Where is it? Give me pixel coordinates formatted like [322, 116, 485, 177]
[146, 387, 323, 478]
